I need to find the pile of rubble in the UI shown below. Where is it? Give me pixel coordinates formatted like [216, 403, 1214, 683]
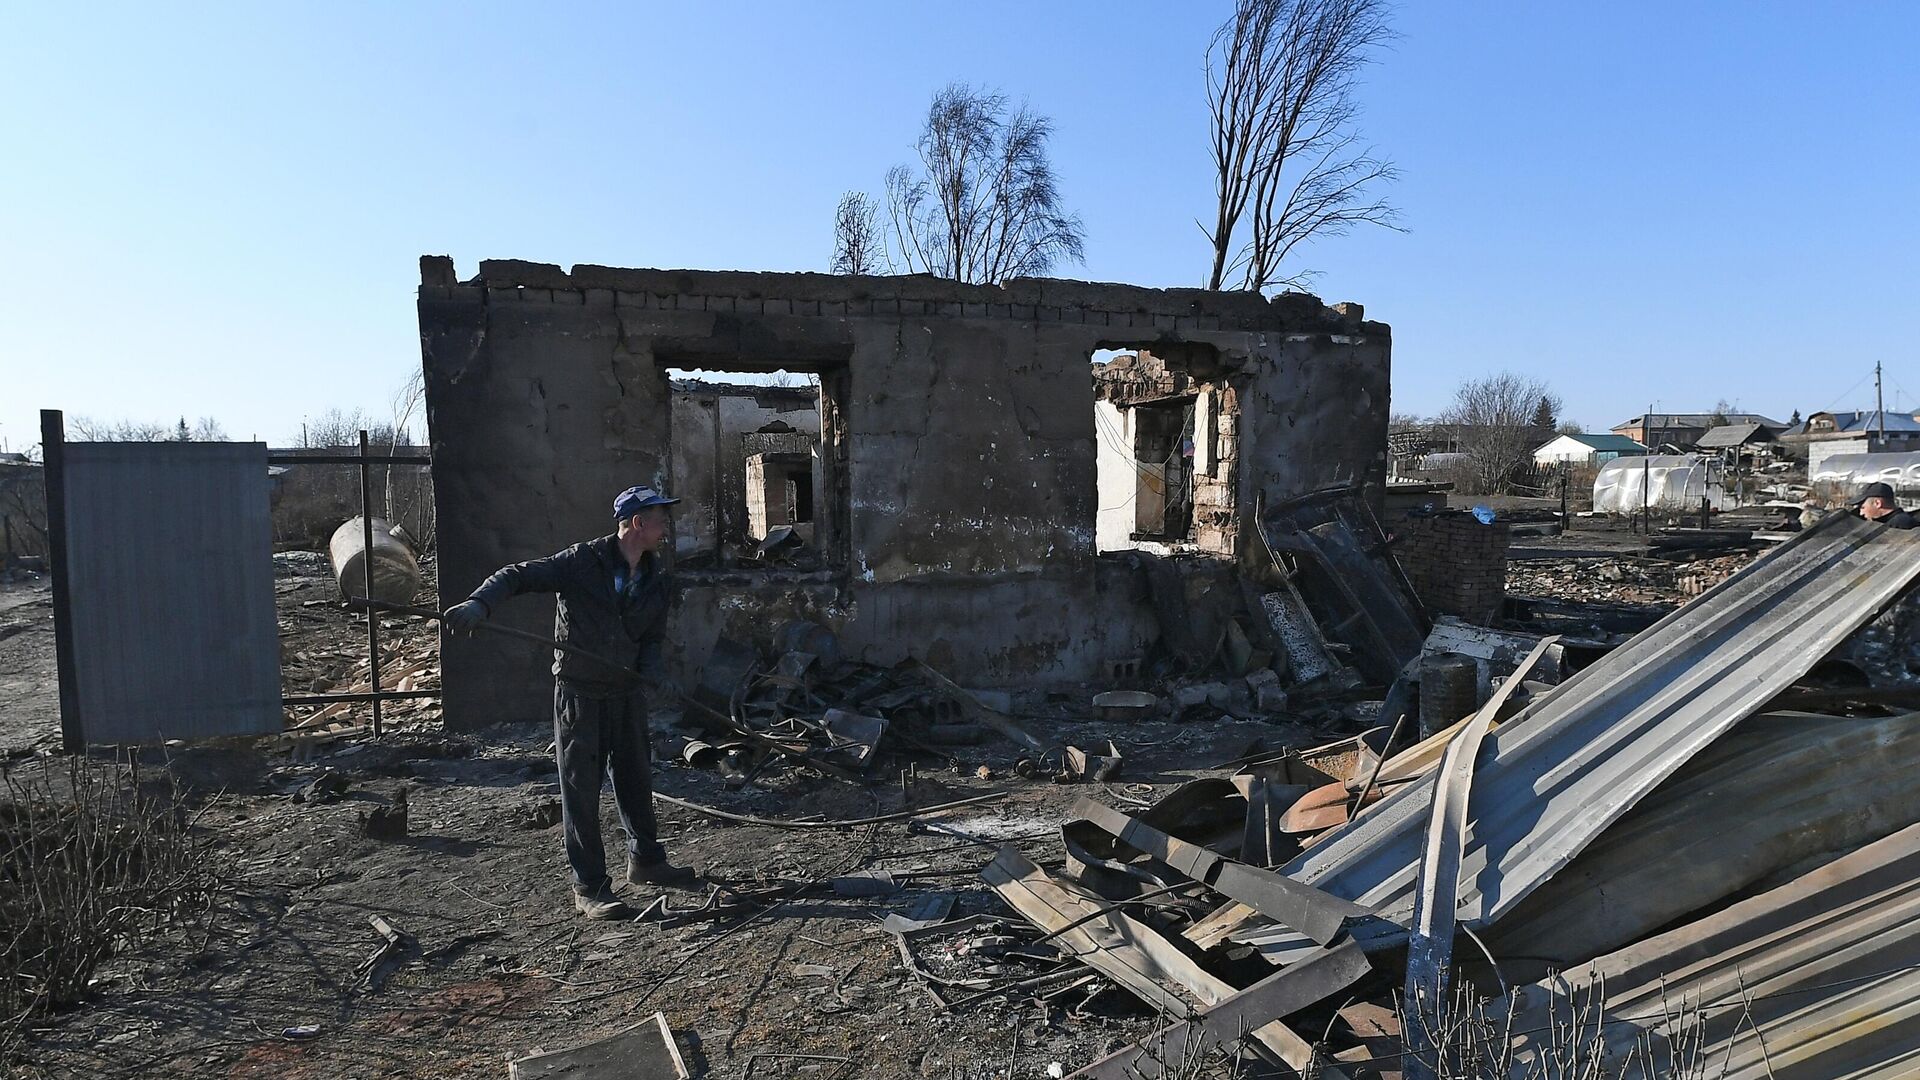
[1506, 552, 1757, 607]
[681, 627, 1121, 785]
[672, 486, 1438, 791]
[276, 541, 442, 747]
[951, 514, 1920, 1076]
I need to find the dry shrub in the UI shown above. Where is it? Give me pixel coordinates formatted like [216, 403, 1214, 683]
[0, 756, 216, 1060]
[1393, 976, 1742, 1080]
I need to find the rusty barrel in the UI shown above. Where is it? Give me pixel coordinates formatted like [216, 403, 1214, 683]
[328, 516, 421, 605]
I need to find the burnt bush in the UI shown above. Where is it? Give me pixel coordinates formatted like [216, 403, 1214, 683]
[0, 757, 216, 1059]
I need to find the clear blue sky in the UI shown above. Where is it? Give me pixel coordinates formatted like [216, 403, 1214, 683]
[4, 2, 1916, 453]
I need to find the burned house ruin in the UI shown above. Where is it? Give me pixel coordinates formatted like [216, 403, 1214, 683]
[417, 257, 1389, 728]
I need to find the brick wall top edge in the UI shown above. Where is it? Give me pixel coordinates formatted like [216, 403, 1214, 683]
[444, 256, 1388, 335]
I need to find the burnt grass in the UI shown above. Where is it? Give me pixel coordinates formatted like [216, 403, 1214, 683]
[8, 726, 1315, 1080]
[0, 571, 1332, 1079]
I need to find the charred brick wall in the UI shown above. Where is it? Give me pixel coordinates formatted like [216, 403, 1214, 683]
[417, 256, 1391, 729]
[1395, 512, 1509, 626]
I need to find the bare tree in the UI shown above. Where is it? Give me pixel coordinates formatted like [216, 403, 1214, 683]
[884, 83, 1085, 284]
[67, 416, 225, 442]
[299, 407, 397, 449]
[1441, 372, 1558, 495]
[1204, 0, 1398, 291]
[390, 371, 425, 449]
[830, 191, 884, 275]
[387, 371, 429, 528]
[1707, 398, 1734, 428]
[278, 386, 435, 550]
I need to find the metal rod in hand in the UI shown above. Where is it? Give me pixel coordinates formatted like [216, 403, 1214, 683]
[347, 597, 643, 685]
[360, 430, 382, 739]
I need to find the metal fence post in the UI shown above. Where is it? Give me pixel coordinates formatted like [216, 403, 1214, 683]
[360, 430, 383, 739]
[40, 410, 84, 752]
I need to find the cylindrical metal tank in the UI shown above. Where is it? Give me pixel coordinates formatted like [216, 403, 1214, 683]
[328, 516, 421, 605]
[1419, 653, 1480, 740]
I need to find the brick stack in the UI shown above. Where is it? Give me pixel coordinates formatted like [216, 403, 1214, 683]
[1395, 511, 1510, 625]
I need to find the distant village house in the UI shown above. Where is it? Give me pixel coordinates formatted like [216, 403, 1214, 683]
[1610, 411, 1785, 451]
[1532, 432, 1649, 467]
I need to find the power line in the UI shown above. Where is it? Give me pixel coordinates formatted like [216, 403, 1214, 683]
[1817, 370, 1873, 414]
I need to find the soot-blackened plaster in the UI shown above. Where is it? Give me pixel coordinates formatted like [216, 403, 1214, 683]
[418, 256, 1389, 729]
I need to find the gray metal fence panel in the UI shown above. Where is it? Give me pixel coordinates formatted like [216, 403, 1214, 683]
[62, 442, 280, 742]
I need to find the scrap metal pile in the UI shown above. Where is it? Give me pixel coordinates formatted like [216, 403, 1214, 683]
[967, 514, 1920, 1077]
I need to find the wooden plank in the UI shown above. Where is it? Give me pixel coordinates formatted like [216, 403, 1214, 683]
[1072, 939, 1374, 1079]
[984, 848, 1346, 1078]
[510, 1012, 689, 1079]
[1183, 901, 1258, 951]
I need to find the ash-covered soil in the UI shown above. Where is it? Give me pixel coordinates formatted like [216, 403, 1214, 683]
[3, 558, 1340, 1079]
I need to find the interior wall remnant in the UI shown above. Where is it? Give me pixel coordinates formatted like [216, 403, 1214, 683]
[418, 257, 1391, 729]
[744, 451, 814, 541]
[1093, 351, 1241, 557]
[666, 381, 821, 561]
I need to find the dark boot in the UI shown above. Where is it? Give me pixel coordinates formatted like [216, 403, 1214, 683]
[572, 880, 630, 920]
[627, 855, 700, 890]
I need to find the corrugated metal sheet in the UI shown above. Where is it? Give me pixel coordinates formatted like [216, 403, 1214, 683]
[1503, 821, 1920, 1079]
[1236, 514, 1920, 960]
[62, 441, 281, 742]
[1483, 710, 1920, 978]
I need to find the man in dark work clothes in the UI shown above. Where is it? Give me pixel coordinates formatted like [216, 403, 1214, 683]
[445, 486, 698, 918]
[1852, 482, 1919, 529]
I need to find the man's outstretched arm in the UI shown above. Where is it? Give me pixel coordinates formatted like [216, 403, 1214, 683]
[445, 549, 575, 633]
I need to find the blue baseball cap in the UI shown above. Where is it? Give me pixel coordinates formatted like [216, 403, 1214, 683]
[613, 485, 680, 521]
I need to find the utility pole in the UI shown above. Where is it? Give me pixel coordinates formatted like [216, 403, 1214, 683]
[1877, 361, 1887, 443]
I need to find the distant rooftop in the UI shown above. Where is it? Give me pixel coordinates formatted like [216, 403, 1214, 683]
[1614, 412, 1785, 430]
[1694, 422, 1777, 448]
[1810, 409, 1920, 434]
[1557, 433, 1649, 452]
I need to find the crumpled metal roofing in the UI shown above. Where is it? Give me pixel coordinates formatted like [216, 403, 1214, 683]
[1502, 820, 1920, 1079]
[1235, 513, 1920, 960]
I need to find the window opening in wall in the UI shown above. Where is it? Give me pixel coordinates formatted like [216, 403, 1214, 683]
[664, 367, 843, 571]
[1090, 346, 1239, 557]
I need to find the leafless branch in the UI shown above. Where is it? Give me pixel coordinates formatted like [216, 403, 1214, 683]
[882, 83, 1085, 284]
[1440, 372, 1560, 496]
[1204, 0, 1399, 291]
[830, 190, 884, 275]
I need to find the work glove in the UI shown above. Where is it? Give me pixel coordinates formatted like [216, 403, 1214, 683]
[443, 599, 490, 636]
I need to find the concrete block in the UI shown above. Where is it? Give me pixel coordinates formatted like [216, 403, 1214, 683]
[420, 254, 457, 288]
[1253, 683, 1289, 713]
[1172, 682, 1229, 708]
[478, 258, 571, 289]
